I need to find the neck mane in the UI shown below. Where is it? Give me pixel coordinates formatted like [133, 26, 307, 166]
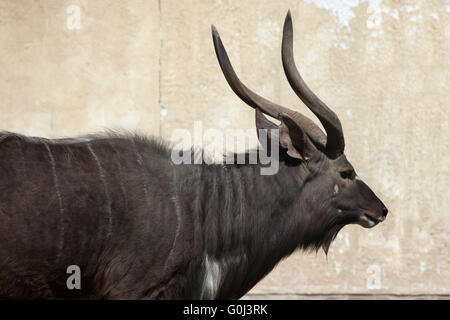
[175, 152, 343, 299]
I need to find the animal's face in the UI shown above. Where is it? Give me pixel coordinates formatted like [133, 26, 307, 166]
[304, 153, 388, 229]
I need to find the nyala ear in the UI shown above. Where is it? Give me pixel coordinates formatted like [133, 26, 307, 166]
[279, 113, 316, 161]
[255, 109, 279, 153]
[256, 110, 317, 161]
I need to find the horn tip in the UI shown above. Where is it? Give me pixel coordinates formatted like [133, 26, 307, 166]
[211, 25, 222, 47]
[283, 10, 293, 34]
[286, 10, 292, 21]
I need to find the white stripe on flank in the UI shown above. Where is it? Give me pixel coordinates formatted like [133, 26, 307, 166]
[108, 142, 128, 211]
[133, 141, 181, 269]
[132, 142, 150, 199]
[164, 166, 182, 268]
[44, 143, 65, 262]
[87, 143, 112, 238]
[132, 141, 181, 269]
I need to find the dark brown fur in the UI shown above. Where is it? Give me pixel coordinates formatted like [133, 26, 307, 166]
[0, 128, 386, 299]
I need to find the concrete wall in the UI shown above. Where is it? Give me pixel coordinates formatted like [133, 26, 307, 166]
[0, 0, 448, 297]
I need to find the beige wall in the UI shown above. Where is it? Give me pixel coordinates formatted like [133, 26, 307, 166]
[0, 0, 448, 296]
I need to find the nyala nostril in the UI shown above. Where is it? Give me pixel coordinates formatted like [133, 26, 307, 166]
[382, 207, 388, 216]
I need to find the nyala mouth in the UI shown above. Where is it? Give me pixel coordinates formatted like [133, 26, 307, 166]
[358, 213, 383, 228]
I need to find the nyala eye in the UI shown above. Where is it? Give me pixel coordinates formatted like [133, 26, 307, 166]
[340, 170, 353, 179]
